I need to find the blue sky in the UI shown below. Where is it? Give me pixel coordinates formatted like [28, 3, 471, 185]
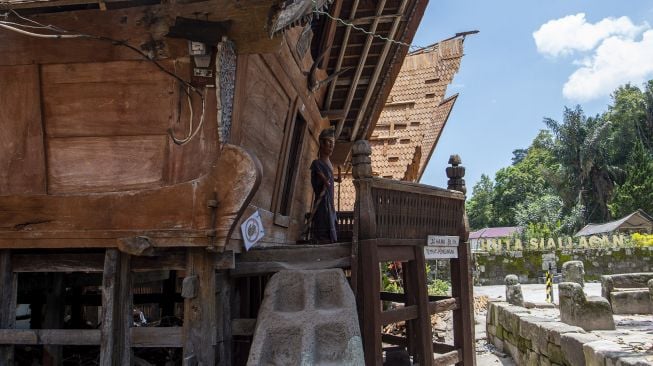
[415, 0, 653, 193]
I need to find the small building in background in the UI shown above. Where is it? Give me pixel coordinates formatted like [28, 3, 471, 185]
[574, 209, 653, 237]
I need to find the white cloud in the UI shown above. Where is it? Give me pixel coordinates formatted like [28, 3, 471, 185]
[533, 13, 648, 57]
[562, 30, 653, 101]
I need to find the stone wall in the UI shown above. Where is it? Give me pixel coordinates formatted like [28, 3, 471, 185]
[486, 301, 650, 366]
[474, 247, 653, 285]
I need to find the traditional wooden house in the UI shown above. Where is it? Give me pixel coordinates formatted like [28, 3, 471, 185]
[0, 0, 474, 364]
[335, 36, 466, 211]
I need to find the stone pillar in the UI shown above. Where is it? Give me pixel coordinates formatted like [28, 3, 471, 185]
[562, 261, 585, 287]
[504, 274, 524, 306]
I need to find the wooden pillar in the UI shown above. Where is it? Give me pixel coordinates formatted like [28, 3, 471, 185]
[0, 250, 17, 365]
[352, 140, 382, 366]
[360, 240, 381, 366]
[100, 249, 133, 366]
[216, 271, 232, 366]
[43, 273, 64, 366]
[447, 155, 475, 366]
[182, 248, 217, 366]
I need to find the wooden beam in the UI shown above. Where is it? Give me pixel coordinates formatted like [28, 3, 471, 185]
[99, 249, 132, 366]
[183, 248, 217, 365]
[12, 251, 188, 272]
[232, 258, 350, 277]
[451, 240, 475, 365]
[231, 318, 256, 336]
[318, 0, 344, 69]
[232, 243, 351, 276]
[0, 251, 16, 364]
[350, 14, 406, 26]
[131, 327, 182, 348]
[217, 272, 233, 365]
[0, 329, 101, 345]
[324, 0, 360, 110]
[429, 297, 459, 314]
[0, 328, 183, 347]
[380, 305, 418, 325]
[334, 0, 388, 139]
[43, 273, 65, 366]
[349, 0, 408, 141]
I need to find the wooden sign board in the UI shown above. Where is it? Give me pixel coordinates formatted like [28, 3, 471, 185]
[427, 235, 459, 247]
[424, 246, 458, 259]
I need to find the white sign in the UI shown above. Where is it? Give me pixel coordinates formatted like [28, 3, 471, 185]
[427, 235, 459, 247]
[241, 210, 265, 251]
[424, 246, 458, 259]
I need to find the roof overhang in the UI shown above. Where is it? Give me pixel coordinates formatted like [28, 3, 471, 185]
[316, 0, 428, 164]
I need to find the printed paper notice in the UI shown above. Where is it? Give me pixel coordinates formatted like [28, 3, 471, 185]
[241, 210, 265, 251]
[424, 246, 458, 259]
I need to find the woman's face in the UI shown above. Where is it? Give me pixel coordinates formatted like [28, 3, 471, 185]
[320, 138, 335, 156]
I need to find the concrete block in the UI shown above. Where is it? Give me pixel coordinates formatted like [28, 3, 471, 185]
[560, 332, 601, 366]
[610, 290, 652, 314]
[247, 269, 364, 366]
[562, 260, 585, 287]
[547, 342, 565, 365]
[560, 282, 615, 330]
[534, 321, 585, 355]
[497, 304, 529, 335]
[616, 354, 653, 365]
[583, 340, 627, 366]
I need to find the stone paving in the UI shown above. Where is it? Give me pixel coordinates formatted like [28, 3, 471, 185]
[474, 283, 653, 365]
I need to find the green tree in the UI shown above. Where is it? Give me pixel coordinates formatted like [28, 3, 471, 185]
[544, 106, 615, 224]
[610, 140, 653, 217]
[466, 174, 495, 230]
[492, 130, 556, 226]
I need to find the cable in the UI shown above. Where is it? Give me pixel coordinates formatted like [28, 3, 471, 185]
[0, 10, 207, 145]
[311, 0, 424, 51]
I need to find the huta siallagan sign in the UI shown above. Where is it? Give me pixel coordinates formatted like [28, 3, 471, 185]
[477, 234, 628, 253]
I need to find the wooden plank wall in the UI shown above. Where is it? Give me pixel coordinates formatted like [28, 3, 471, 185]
[0, 7, 218, 197]
[0, 65, 46, 195]
[229, 29, 329, 248]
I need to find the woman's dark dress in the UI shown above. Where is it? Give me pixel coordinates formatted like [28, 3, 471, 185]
[310, 159, 337, 243]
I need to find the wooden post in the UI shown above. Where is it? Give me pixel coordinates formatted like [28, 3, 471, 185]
[447, 155, 475, 366]
[100, 249, 133, 366]
[182, 248, 217, 366]
[352, 139, 376, 299]
[216, 271, 232, 366]
[0, 250, 16, 365]
[352, 140, 384, 366]
[43, 273, 64, 366]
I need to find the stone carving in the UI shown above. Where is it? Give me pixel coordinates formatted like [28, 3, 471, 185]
[559, 282, 615, 331]
[504, 274, 524, 306]
[562, 260, 585, 287]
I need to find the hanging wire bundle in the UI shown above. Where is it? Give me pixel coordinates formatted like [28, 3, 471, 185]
[0, 9, 205, 145]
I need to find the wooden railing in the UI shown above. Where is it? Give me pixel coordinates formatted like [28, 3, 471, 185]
[349, 140, 474, 366]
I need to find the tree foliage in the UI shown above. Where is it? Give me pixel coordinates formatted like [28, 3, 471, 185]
[466, 80, 653, 234]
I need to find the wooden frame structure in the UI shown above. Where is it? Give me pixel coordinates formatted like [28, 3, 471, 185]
[0, 0, 475, 363]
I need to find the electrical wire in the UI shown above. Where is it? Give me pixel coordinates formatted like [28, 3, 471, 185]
[311, 0, 424, 51]
[0, 10, 207, 145]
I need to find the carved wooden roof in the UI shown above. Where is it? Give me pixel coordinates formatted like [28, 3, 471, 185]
[335, 37, 464, 210]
